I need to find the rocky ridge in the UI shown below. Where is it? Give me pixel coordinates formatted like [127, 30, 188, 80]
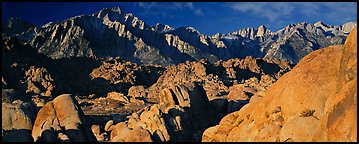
[3, 7, 356, 66]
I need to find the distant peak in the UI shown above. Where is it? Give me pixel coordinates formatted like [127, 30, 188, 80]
[97, 6, 123, 16]
[315, 21, 323, 24]
[212, 33, 222, 37]
[154, 23, 171, 27]
[175, 26, 200, 33]
[258, 25, 267, 30]
[314, 21, 326, 27]
[186, 26, 202, 34]
[257, 25, 268, 36]
[288, 24, 296, 27]
[186, 26, 195, 30]
[103, 6, 122, 13]
[151, 23, 174, 33]
[126, 13, 134, 17]
[300, 21, 308, 24]
[343, 21, 357, 25]
[342, 21, 357, 33]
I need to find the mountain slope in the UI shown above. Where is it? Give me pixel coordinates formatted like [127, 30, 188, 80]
[25, 7, 215, 66]
[4, 6, 356, 66]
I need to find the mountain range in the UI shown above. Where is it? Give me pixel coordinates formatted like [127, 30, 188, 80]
[2, 6, 356, 66]
[2, 5, 357, 142]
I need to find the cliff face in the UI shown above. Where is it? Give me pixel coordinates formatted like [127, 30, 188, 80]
[202, 27, 357, 142]
[22, 7, 215, 66]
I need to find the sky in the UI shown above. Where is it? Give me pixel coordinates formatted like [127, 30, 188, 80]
[2, 2, 357, 36]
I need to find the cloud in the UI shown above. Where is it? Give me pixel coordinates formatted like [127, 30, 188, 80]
[182, 2, 204, 16]
[134, 2, 204, 17]
[194, 9, 204, 16]
[322, 2, 357, 23]
[228, 2, 357, 24]
[174, 2, 193, 9]
[229, 2, 295, 22]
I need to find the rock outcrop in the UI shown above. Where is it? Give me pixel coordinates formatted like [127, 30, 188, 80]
[2, 101, 36, 131]
[32, 94, 96, 142]
[108, 105, 169, 142]
[2, 100, 37, 142]
[89, 57, 164, 88]
[127, 85, 147, 98]
[24, 66, 55, 97]
[107, 91, 129, 104]
[108, 83, 220, 142]
[202, 27, 357, 142]
[311, 27, 357, 142]
[110, 121, 153, 142]
[145, 56, 291, 118]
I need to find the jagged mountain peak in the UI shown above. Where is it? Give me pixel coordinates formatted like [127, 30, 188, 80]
[258, 24, 266, 29]
[125, 12, 134, 17]
[41, 21, 56, 28]
[99, 6, 122, 14]
[151, 23, 174, 33]
[169, 26, 203, 36]
[312, 21, 335, 31]
[210, 33, 224, 40]
[179, 26, 201, 34]
[276, 21, 319, 34]
[342, 21, 357, 33]
[314, 21, 326, 27]
[212, 32, 222, 37]
[256, 24, 270, 36]
[93, 6, 126, 22]
[186, 26, 196, 30]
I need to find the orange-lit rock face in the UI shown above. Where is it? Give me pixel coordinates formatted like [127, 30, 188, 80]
[203, 27, 357, 142]
[32, 94, 96, 142]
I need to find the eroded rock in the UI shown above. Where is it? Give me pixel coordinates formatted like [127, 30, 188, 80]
[32, 94, 96, 142]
